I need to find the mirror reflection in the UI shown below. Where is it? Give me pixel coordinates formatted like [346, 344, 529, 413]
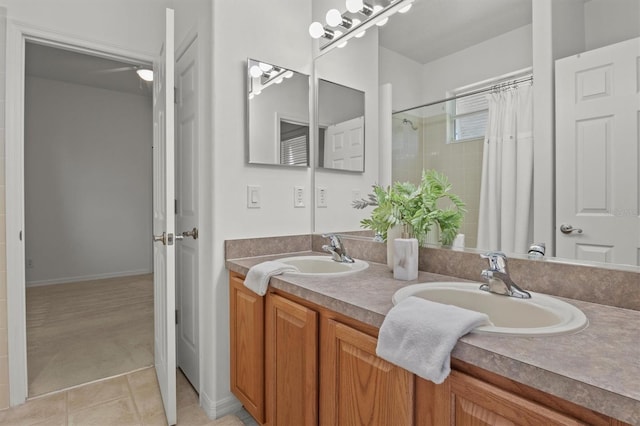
[246, 58, 310, 166]
[313, 0, 640, 268]
[317, 79, 365, 172]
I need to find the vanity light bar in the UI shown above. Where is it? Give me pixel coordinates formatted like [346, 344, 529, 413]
[310, 0, 414, 53]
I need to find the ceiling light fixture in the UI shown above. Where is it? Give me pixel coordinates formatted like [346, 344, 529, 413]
[310, 0, 414, 52]
[136, 68, 154, 82]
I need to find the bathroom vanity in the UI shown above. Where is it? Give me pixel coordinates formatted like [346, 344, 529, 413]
[226, 248, 638, 426]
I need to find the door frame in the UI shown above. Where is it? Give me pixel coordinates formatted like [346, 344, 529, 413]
[5, 21, 154, 406]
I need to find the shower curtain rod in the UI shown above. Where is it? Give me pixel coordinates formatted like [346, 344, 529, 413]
[393, 75, 533, 115]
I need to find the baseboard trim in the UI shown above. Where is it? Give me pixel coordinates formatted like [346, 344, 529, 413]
[26, 269, 153, 287]
[201, 390, 242, 420]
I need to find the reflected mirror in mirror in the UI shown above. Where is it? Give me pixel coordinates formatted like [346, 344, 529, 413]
[247, 58, 310, 166]
[317, 78, 365, 172]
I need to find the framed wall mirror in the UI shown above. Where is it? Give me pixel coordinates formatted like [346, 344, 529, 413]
[246, 58, 310, 167]
[317, 78, 365, 172]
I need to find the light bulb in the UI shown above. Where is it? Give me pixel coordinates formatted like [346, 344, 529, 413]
[283, 71, 294, 79]
[326, 9, 342, 27]
[258, 62, 273, 72]
[373, 5, 388, 26]
[275, 77, 284, 84]
[136, 68, 154, 82]
[309, 21, 325, 39]
[249, 65, 262, 78]
[350, 18, 366, 38]
[398, 3, 412, 13]
[345, 0, 364, 13]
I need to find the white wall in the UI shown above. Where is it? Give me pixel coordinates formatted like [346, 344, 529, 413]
[379, 46, 424, 112]
[0, 0, 170, 57]
[24, 76, 152, 285]
[584, 0, 640, 51]
[209, 0, 313, 417]
[421, 24, 533, 104]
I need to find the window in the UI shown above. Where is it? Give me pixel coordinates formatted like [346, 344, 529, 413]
[448, 70, 532, 144]
[449, 89, 489, 143]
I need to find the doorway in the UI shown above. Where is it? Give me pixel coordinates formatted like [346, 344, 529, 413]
[23, 42, 154, 396]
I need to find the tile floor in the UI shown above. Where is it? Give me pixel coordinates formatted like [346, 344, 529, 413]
[0, 367, 246, 426]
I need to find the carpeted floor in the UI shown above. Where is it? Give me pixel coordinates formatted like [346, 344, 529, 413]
[26, 274, 154, 396]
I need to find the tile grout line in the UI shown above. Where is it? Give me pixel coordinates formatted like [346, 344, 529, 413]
[125, 372, 144, 426]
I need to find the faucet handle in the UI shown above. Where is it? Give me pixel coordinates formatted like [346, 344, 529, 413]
[322, 233, 341, 248]
[480, 251, 508, 272]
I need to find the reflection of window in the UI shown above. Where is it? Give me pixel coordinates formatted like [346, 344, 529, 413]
[280, 120, 309, 165]
[450, 90, 488, 143]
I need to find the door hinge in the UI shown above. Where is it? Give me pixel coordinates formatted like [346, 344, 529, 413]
[174, 87, 178, 104]
[19, 230, 23, 241]
[175, 199, 179, 214]
[175, 309, 179, 325]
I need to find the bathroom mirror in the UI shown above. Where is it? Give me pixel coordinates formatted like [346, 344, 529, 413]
[246, 58, 310, 166]
[312, 0, 640, 269]
[317, 78, 365, 172]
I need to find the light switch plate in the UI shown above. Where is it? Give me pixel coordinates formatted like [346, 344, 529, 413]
[294, 186, 305, 208]
[247, 185, 261, 208]
[317, 187, 327, 208]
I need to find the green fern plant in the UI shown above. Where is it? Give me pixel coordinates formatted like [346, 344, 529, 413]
[355, 170, 466, 246]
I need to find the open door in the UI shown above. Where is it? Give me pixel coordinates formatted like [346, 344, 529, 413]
[152, 8, 177, 425]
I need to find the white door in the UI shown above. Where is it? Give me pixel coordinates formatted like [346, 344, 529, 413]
[555, 37, 640, 266]
[152, 8, 177, 425]
[176, 37, 200, 389]
[324, 116, 364, 170]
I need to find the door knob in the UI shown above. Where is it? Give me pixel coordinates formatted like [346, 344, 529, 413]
[153, 232, 175, 245]
[560, 224, 583, 234]
[176, 227, 198, 241]
[153, 232, 167, 245]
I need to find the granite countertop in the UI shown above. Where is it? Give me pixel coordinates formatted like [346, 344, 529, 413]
[226, 253, 640, 424]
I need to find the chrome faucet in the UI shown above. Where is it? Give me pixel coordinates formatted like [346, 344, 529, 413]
[322, 234, 354, 263]
[480, 252, 531, 299]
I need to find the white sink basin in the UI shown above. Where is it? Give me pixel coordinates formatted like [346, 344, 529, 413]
[278, 255, 368, 276]
[393, 282, 588, 336]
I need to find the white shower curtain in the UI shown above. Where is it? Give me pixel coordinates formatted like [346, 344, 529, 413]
[477, 83, 533, 254]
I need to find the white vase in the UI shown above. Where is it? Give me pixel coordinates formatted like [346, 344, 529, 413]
[386, 224, 404, 269]
[393, 238, 419, 281]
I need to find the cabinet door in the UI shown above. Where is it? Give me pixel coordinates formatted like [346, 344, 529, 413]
[449, 371, 585, 426]
[320, 319, 414, 425]
[266, 293, 318, 426]
[229, 273, 265, 424]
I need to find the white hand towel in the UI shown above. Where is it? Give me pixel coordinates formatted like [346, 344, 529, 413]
[376, 296, 492, 384]
[244, 261, 300, 296]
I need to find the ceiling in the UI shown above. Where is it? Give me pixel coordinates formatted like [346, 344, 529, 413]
[25, 43, 152, 97]
[379, 0, 533, 64]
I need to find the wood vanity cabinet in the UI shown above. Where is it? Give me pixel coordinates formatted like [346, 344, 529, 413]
[229, 273, 629, 426]
[229, 272, 265, 423]
[320, 318, 414, 425]
[265, 293, 318, 426]
[416, 371, 586, 425]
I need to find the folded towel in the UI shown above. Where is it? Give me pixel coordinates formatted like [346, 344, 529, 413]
[244, 261, 300, 296]
[376, 296, 492, 384]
